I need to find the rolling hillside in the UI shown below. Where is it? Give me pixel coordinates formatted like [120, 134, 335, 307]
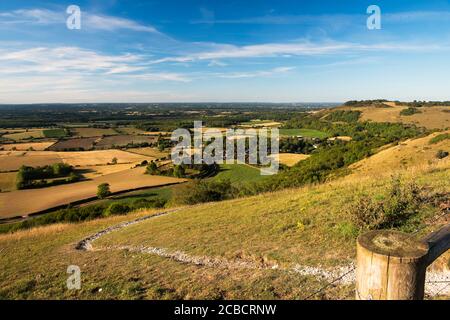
[0, 153, 448, 300]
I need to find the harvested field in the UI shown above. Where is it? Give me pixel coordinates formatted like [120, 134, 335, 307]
[0, 141, 56, 151]
[276, 153, 310, 167]
[0, 150, 149, 172]
[79, 164, 135, 179]
[0, 151, 62, 172]
[48, 137, 98, 151]
[0, 167, 186, 218]
[328, 136, 352, 142]
[126, 147, 169, 158]
[71, 127, 118, 137]
[58, 150, 149, 167]
[0, 172, 16, 192]
[95, 135, 157, 149]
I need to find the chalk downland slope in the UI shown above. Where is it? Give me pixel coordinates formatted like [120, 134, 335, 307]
[349, 131, 450, 178]
[0, 154, 448, 299]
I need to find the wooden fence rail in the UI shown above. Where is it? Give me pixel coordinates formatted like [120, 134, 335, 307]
[356, 224, 450, 300]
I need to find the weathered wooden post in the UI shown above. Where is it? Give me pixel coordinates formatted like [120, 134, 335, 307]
[356, 225, 450, 300]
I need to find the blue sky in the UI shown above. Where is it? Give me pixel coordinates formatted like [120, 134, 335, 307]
[0, 0, 450, 103]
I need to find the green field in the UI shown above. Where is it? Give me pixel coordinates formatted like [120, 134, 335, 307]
[279, 128, 329, 138]
[211, 164, 269, 183]
[43, 129, 67, 138]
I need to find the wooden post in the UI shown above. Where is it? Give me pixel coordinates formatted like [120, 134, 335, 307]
[356, 225, 450, 300]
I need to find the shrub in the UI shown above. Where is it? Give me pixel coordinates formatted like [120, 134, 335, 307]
[105, 203, 131, 216]
[436, 150, 449, 159]
[172, 179, 237, 205]
[400, 107, 421, 116]
[349, 176, 424, 230]
[429, 133, 450, 145]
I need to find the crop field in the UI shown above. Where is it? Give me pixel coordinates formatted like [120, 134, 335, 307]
[2, 129, 45, 141]
[276, 153, 310, 167]
[48, 137, 98, 151]
[43, 129, 67, 138]
[279, 128, 329, 138]
[0, 151, 62, 172]
[0, 150, 149, 172]
[58, 150, 149, 167]
[70, 127, 118, 137]
[212, 164, 269, 183]
[0, 172, 16, 192]
[126, 147, 169, 158]
[0, 167, 186, 218]
[0, 142, 56, 151]
[115, 127, 147, 135]
[95, 135, 157, 149]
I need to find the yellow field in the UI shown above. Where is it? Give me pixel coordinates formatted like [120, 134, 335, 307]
[79, 163, 135, 179]
[71, 127, 118, 137]
[58, 150, 149, 166]
[0, 172, 16, 192]
[349, 103, 450, 129]
[349, 131, 450, 178]
[2, 129, 44, 141]
[0, 141, 56, 151]
[0, 150, 151, 172]
[125, 147, 169, 158]
[0, 151, 62, 172]
[328, 136, 352, 142]
[276, 153, 310, 167]
[0, 167, 186, 218]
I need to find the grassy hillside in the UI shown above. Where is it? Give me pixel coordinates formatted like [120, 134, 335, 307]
[211, 164, 269, 183]
[0, 158, 448, 299]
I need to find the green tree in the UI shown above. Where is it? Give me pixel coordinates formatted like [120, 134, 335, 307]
[173, 165, 186, 178]
[146, 161, 158, 175]
[97, 183, 111, 199]
[111, 157, 118, 165]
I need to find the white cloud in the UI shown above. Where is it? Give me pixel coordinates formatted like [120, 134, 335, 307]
[0, 8, 159, 33]
[217, 66, 295, 79]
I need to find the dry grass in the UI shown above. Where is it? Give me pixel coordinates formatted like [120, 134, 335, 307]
[349, 131, 450, 178]
[349, 103, 450, 129]
[276, 153, 310, 167]
[0, 142, 56, 151]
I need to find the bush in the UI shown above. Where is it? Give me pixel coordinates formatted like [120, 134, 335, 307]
[172, 179, 237, 205]
[105, 203, 131, 216]
[436, 150, 449, 159]
[349, 176, 424, 230]
[429, 133, 450, 145]
[400, 107, 421, 116]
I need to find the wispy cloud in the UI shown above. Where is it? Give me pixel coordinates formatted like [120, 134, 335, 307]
[0, 8, 160, 33]
[149, 40, 446, 64]
[217, 66, 295, 79]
